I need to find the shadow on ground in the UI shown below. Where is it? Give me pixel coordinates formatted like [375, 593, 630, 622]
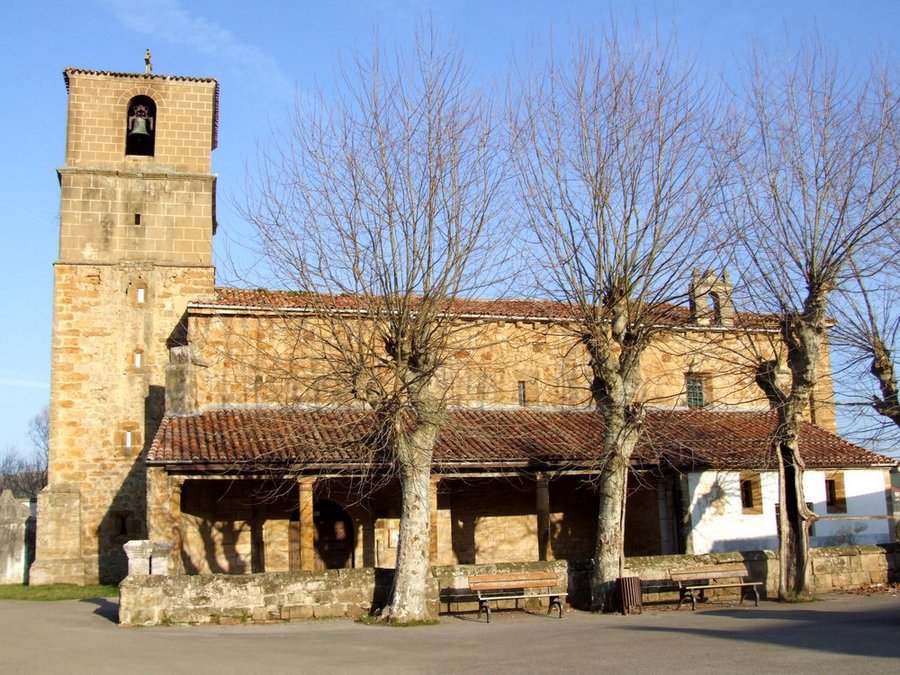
[80, 597, 119, 624]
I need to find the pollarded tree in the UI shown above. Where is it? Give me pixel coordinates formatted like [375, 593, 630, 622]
[513, 27, 722, 610]
[831, 245, 900, 436]
[726, 41, 899, 598]
[243, 29, 508, 623]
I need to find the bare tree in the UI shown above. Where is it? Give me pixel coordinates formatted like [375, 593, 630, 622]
[726, 41, 899, 598]
[830, 246, 900, 439]
[243, 28, 507, 622]
[513, 27, 721, 610]
[0, 407, 49, 498]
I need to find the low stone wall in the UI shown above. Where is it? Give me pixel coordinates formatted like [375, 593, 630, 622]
[119, 545, 898, 626]
[570, 543, 900, 607]
[119, 568, 438, 626]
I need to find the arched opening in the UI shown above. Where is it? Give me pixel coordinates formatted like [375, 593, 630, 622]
[708, 291, 722, 324]
[125, 95, 156, 156]
[314, 499, 355, 569]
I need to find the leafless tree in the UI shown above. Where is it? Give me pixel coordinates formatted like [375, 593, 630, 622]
[243, 28, 508, 622]
[830, 246, 900, 439]
[725, 41, 899, 598]
[512, 27, 722, 610]
[0, 407, 49, 498]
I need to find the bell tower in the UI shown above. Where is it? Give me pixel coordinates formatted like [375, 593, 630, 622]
[31, 63, 219, 584]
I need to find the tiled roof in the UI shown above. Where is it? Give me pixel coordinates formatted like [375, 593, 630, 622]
[192, 288, 775, 329]
[148, 407, 894, 472]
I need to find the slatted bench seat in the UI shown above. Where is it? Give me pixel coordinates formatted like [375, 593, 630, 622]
[467, 571, 566, 623]
[669, 562, 763, 611]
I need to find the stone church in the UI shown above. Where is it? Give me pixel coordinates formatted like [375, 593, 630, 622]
[31, 65, 895, 586]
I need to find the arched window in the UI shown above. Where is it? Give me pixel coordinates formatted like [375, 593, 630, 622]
[708, 291, 722, 324]
[125, 95, 156, 156]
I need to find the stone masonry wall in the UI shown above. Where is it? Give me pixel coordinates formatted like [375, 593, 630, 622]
[186, 311, 836, 431]
[118, 547, 895, 626]
[119, 568, 436, 626]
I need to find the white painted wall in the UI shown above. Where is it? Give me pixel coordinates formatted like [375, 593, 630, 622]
[687, 468, 891, 554]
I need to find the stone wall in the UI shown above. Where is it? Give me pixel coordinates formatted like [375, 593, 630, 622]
[611, 544, 900, 607]
[0, 491, 36, 584]
[118, 547, 896, 626]
[187, 311, 830, 426]
[119, 568, 436, 626]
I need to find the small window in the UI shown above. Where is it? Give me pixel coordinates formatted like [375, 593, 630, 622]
[125, 96, 156, 156]
[740, 472, 763, 514]
[133, 350, 143, 369]
[133, 282, 147, 305]
[825, 472, 847, 514]
[686, 375, 706, 409]
[134, 213, 142, 226]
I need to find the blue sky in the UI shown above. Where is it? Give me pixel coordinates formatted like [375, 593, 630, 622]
[0, 0, 898, 455]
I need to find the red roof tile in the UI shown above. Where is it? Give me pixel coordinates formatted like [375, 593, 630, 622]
[192, 288, 776, 329]
[148, 407, 893, 473]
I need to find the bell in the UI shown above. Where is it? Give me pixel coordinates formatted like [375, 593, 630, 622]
[129, 117, 150, 137]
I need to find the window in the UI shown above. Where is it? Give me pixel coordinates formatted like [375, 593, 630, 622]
[125, 95, 156, 156]
[686, 375, 706, 409]
[825, 472, 847, 514]
[739, 472, 762, 514]
[132, 281, 147, 305]
[133, 350, 143, 369]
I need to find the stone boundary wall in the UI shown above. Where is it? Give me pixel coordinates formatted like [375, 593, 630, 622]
[610, 544, 899, 607]
[118, 546, 896, 626]
[119, 568, 437, 626]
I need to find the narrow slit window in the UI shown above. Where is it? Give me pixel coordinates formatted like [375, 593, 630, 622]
[133, 351, 143, 368]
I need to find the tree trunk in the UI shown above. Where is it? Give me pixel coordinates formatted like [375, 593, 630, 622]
[591, 455, 628, 611]
[776, 426, 813, 598]
[380, 421, 439, 623]
[590, 404, 640, 612]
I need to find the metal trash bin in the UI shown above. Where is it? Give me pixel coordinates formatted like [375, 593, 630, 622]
[616, 576, 643, 615]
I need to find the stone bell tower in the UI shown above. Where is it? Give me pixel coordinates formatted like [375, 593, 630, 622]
[31, 62, 218, 584]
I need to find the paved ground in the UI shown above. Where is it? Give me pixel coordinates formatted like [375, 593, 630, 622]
[1, 593, 898, 674]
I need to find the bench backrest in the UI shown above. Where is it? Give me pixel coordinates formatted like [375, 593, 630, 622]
[669, 562, 755, 583]
[468, 572, 559, 591]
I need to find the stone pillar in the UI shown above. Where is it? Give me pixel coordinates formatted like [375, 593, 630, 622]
[0, 490, 33, 584]
[150, 542, 173, 575]
[536, 475, 550, 561]
[429, 477, 440, 563]
[29, 484, 85, 585]
[123, 540, 154, 576]
[146, 469, 185, 575]
[298, 478, 316, 571]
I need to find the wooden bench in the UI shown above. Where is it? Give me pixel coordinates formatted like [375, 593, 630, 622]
[669, 562, 763, 611]
[466, 571, 566, 623]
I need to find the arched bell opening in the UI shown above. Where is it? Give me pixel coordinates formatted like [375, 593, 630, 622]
[125, 95, 156, 156]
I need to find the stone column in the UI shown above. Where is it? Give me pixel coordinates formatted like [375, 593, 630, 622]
[536, 474, 550, 561]
[123, 540, 154, 576]
[429, 476, 440, 563]
[298, 478, 316, 571]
